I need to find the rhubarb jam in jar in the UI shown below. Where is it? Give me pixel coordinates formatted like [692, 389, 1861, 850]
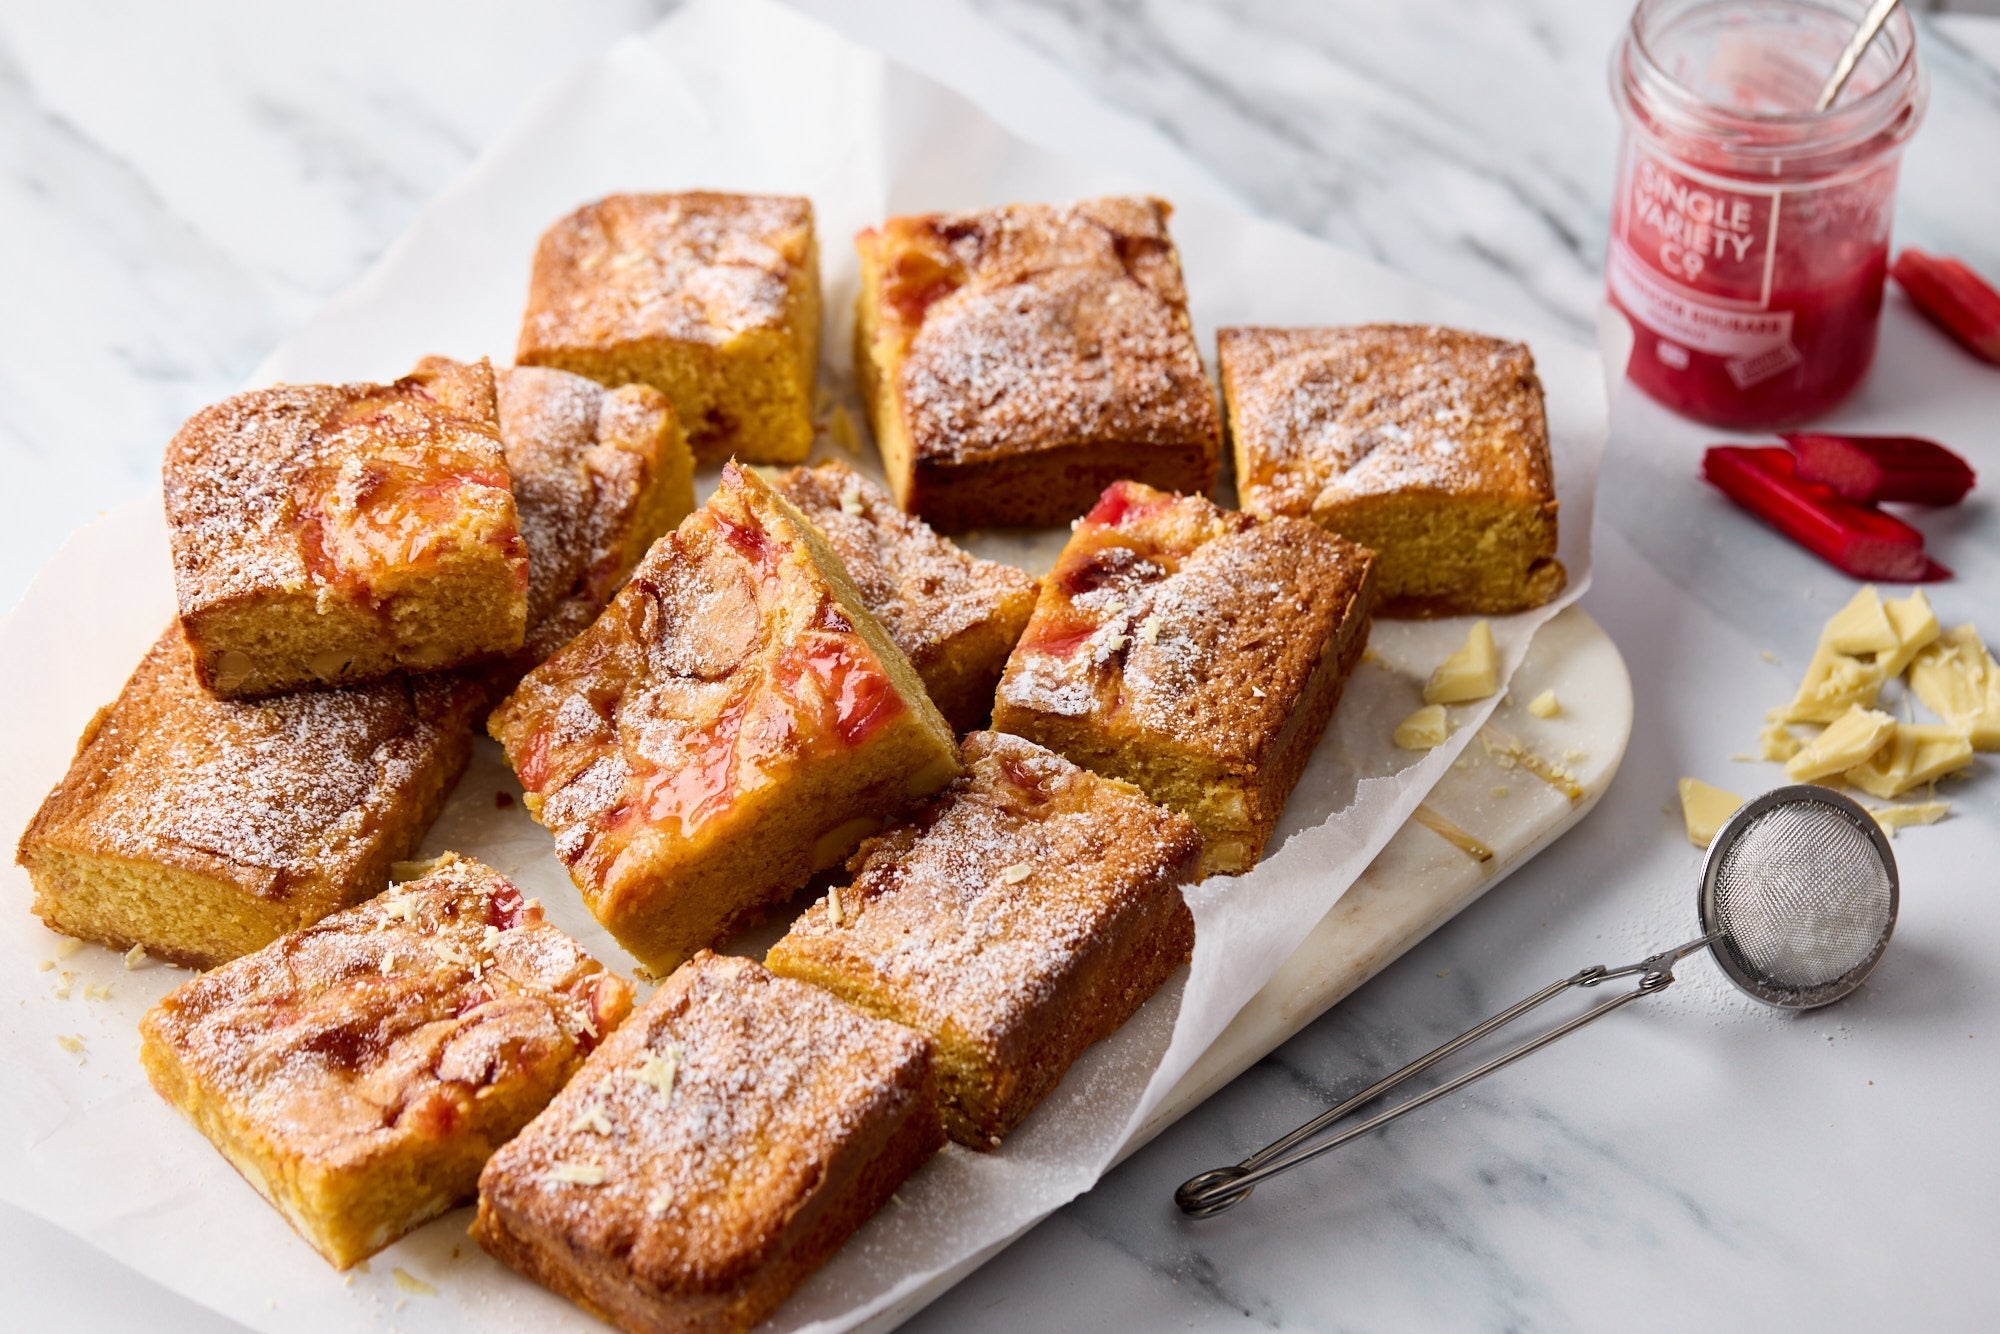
[1608, 0, 1925, 427]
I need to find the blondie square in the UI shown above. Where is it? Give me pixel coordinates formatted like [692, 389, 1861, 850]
[474, 952, 941, 1334]
[768, 460, 1038, 733]
[1220, 324, 1564, 616]
[516, 192, 820, 464]
[139, 854, 633, 1269]
[991, 481, 1377, 875]
[488, 463, 962, 974]
[165, 356, 529, 698]
[496, 366, 696, 674]
[854, 196, 1221, 530]
[767, 731, 1199, 1148]
[17, 629, 486, 969]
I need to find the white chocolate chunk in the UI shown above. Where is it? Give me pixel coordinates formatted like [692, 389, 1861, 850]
[1821, 586, 1897, 656]
[1678, 778, 1743, 848]
[1526, 690, 1560, 719]
[1394, 704, 1451, 750]
[1907, 624, 2000, 750]
[1758, 717, 1802, 763]
[1424, 621, 1498, 705]
[1786, 706, 1898, 782]
[1867, 801, 1949, 835]
[1844, 723, 1974, 798]
[1878, 590, 1940, 677]
[1779, 642, 1886, 723]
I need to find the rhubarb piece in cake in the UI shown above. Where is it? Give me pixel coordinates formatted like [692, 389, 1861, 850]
[17, 630, 486, 969]
[516, 192, 820, 464]
[139, 854, 632, 1270]
[497, 366, 696, 675]
[991, 480, 1377, 876]
[769, 460, 1038, 732]
[165, 356, 530, 698]
[488, 463, 962, 973]
[766, 731, 1198, 1149]
[1220, 325, 1565, 616]
[855, 196, 1222, 531]
[474, 951, 940, 1334]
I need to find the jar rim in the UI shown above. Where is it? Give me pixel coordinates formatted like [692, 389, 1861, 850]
[1614, 0, 1926, 167]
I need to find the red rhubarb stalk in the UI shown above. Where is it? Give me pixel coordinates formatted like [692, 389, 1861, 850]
[1702, 446, 1948, 582]
[1783, 432, 1977, 506]
[1891, 249, 2000, 366]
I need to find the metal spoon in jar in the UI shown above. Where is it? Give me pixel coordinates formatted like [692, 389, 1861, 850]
[1815, 0, 1902, 111]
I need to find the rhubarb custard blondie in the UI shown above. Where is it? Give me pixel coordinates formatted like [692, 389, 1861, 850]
[139, 854, 632, 1270]
[767, 731, 1199, 1148]
[475, 952, 941, 1334]
[165, 356, 529, 698]
[17, 630, 486, 968]
[769, 460, 1038, 733]
[992, 481, 1377, 875]
[1220, 324, 1564, 616]
[497, 366, 695, 673]
[855, 196, 1222, 530]
[489, 463, 962, 974]
[516, 192, 820, 464]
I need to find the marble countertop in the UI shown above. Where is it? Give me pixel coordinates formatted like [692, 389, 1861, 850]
[4, 1, 1998, 1329]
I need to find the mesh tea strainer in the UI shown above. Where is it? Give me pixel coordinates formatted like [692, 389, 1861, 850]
[1176, 784, 1898, 1218]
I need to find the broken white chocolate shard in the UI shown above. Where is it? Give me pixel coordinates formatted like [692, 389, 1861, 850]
[1907, 624, 2000, 750]
[1844, 723, 1974, 798]
[1394, 704, 1451, 750]
[1786, 706, 1898, 782]
[1867, 801, 1949, 835]
[1425, 621, 1498, 705]
[1780, 642, 1886, 723]
[1758, 717, 1802, 763]
[1527, 690, 1560, 719]
[1678, 778, 1743, 848]
[1879, 590, 1940, 677]
[1821, 586, 1897, 657]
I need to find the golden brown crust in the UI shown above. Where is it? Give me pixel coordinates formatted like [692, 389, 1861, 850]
[164, 357, 529, 697]
[474, 951, 941, 1334]
[1219, 324, 1563, 616]
[516, 193, 820, 464]
[990, 481, 1377, 874]
[768, 460, 1038, 732]
[139, 854, 632, 1269]
[767, 731, 1197, 1148]
[16, 627, 485, 968]
[495, 367, 696, 672]
[855, 196, 1221, 529]
[488, 463, 962, 973]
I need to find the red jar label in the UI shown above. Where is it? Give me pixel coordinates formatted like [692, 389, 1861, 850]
[1609, 146, 1801, 388]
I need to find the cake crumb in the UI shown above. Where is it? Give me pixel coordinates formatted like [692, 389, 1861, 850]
[53, 937, 84, 959]
[1526, 690, 1560, 718]
[84, 983, 112, 1002]
[36, 960, 53, 973]
[546, 1162, 606, 1187]
[391, 1268, 436, 1298]
[1000, 862, 1033, 884]
[56, 1034, 85, 1056]
[123, 944, 149, 970]
[1760, 650, 1780, 664]
[53, 971, 74, 1000]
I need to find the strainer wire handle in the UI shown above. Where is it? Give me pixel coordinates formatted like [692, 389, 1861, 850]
[1175, 933, 1718, 1218]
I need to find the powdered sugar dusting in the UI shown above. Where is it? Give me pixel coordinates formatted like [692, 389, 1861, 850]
[888, 198, 1219, 466]
[1221, 325, 1549, 517]
[479, 953, 929, 1273]
[143, 856, 628, 1160]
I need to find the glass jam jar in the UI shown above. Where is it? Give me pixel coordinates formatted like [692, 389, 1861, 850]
[1607, 0, 1926, 428]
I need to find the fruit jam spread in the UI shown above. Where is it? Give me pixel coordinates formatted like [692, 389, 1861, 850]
[1607, 0, 1926, 427]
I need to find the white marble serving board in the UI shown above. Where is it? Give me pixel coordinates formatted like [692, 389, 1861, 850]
[867, 603, 1631, 1329]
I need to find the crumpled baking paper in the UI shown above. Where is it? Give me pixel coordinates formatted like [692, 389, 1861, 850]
[0, 1, 1603, 1329]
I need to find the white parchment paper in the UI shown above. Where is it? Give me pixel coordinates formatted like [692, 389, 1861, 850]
[0, 2, 1604, 1329]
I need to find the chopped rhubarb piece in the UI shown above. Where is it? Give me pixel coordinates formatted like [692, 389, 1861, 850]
[1891, 249, 2000, 366]
[1784, 433, 1977, 506]
[1701, 446, 1949, 583]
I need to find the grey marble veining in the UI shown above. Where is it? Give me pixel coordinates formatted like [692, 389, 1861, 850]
[1, 2, 1998, 1331]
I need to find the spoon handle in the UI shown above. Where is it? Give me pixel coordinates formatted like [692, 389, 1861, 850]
[1815, 0, 1903, 112]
